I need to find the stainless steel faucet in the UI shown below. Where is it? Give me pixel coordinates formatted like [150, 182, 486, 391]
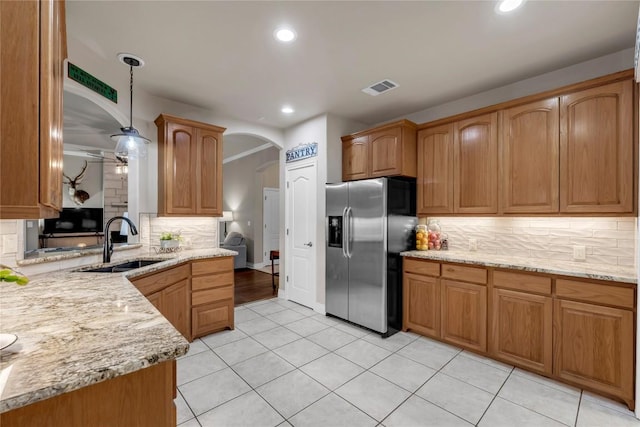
[103, 216, 138, 263]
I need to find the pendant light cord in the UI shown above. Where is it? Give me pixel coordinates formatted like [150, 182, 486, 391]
[129, 65, 134, 128]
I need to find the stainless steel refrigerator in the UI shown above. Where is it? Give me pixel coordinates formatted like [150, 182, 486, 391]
[325, 177, 416, 337]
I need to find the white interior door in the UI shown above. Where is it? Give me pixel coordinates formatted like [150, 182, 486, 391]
[263, 188, 280, 265]
[286, 160, 317, 309]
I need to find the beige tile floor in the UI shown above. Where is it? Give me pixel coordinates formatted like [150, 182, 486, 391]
[176, 297, 640, 427]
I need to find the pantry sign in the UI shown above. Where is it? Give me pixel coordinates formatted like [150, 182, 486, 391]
[286, 142, 318, 163]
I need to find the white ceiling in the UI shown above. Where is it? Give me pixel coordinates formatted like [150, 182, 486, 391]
[65, 1, 638, 130]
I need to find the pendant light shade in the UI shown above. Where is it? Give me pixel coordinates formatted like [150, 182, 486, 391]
[111, 54, 150, 159]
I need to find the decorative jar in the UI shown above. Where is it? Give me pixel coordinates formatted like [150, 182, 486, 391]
[415, 225, 428, 251]
[427, 219, 442, 250]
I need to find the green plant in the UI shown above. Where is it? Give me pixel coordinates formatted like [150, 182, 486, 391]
[0, 265, 29, 285]
[160, 231, 183, 241]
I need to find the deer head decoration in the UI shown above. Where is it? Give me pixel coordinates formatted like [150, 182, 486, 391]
[63, 160, 91, 205]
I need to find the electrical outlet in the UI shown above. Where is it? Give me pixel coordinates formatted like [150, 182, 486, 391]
[573, 245, 586, 261]
[468, 238, 477, 251]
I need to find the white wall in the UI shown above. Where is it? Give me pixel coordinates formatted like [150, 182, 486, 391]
[222, 146, 280, 264]
[388, 48, 634, 126]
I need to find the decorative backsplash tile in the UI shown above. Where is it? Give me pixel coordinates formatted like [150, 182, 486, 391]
[421, 217, 637, 268]
[139, 214, 219, 250]
[0, 219, 20, 267]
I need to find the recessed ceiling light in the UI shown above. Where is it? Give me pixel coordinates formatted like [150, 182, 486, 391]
[274, 27, 297, 43]
[496, 0, 524, 14]
[281, 106, 294, 114]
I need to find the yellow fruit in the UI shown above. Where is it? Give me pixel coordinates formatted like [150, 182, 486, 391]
[416, 232, 424, 240]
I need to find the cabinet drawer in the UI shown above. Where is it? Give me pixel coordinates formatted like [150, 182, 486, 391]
[556, 279, 635, 309]
[192, 271, 234, 291]
[192, 257, 234, 276]
[441, 263, 487, 284]
[493, 270, 551, 295]
[131, 263, 190, 296]
[192, 300, 233, 338]
[404, 258, 440, 277]
[192, 285, 233, 306]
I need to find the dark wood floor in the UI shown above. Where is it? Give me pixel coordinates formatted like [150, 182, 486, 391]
[234, 269, 278, 306]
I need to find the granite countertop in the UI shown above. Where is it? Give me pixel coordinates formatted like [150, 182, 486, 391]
[18, 243, 144, 266]
[401, 250, 637, 284]
[0, 247, 237, 413]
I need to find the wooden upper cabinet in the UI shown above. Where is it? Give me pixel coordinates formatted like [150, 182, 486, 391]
[341, 120, 417, 181]
[501, 98, 559, 213]
[342, 136, 369, 181]
[417, 124, 454, 215]
[156, 114, 225, 216]
[454, 112, 498, 214]
[560, 80, 634, 213]
[0, 0, 66, 219]
[197, 128, 223, 214]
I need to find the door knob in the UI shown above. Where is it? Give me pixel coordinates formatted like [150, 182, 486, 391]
[304, 242, 313, 247]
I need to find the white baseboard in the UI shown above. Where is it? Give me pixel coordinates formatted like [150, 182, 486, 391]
[246, 262, 262, 269]
[314, 302, 326, 315]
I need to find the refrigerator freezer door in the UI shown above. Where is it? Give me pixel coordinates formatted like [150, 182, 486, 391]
[348, 178, 387, 333]
[326, 183, 349, 320]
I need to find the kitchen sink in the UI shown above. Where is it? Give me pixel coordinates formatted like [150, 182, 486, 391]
[75, 259, 165, 273]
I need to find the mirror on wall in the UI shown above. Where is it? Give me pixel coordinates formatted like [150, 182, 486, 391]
[23, 91, 131, 258]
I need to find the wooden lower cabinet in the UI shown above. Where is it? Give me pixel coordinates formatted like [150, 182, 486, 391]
[402, 273, 440, 338]
[554, 298, 634, 408]
[191, 257, 235, 339]
[0, 361, 176, 427]
[193, 300, 234, 337]
[440, 279, 487, 352]
[403, 257, 636, 409]
[162, 280, 191, 340]
[490, 288, 552, 374]
[131, 266, 191, 341]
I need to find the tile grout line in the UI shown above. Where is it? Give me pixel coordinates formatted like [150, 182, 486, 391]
[574, 391, 583, 427]
[473, 365, 515, 426]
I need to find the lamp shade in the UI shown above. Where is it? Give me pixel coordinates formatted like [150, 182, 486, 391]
[221, 211, 234, 222]
[112, 128, 149, 159]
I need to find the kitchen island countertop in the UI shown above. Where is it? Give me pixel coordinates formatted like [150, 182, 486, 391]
[0, 247, 237, 413]
[401, 250, 636, 284]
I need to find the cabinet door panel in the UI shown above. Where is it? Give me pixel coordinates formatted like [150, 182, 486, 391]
[417, 124, 454, 214]
[369, 127, 402, 177]
[454, 113, 498, 213]
[39, 0, 65, 213]
[342, 136, 369, 181]
[490, 288, 552, 374]
[560, 80, 633, 213]
[146, 290, 162, 312]
[192, 300, 233, 338]
[441, 279, 487, 352]
[162, 279, 191, 340]
[197, 128, 222, 215]
[553, 299, 633, 406]
[501, 98, 559, 213]
[166, 123, 197, 214]
[403, 273, 440, 338]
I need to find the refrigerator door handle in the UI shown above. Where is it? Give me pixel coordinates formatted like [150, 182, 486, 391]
[346, 206, 353, 258]
[341, 207, 348, 258]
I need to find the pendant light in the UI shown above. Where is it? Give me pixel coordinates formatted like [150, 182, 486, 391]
[111, 53, 150, 159]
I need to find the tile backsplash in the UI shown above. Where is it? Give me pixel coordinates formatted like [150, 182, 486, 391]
[139, 213, 219, 250]
[0, 219, 20, 267]
[421, 217, 637, 268]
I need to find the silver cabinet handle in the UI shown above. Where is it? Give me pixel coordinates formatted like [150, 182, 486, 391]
[304, 242, 313, 247]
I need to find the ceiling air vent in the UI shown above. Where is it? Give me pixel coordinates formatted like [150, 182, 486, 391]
[362, 79, 399, 96]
